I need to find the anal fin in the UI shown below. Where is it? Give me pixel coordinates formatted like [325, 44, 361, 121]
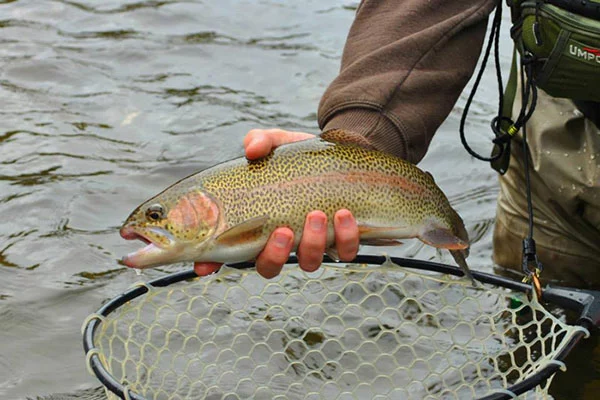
[419, 227, 469, 251]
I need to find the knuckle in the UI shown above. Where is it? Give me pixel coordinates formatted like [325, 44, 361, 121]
[299, 231, 326, 253]
[336, 227, 359, 245]
[303, 232, 325, 247]
[298, 240, 326, 272]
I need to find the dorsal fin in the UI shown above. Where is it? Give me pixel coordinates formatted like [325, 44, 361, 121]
[425, 171, 435, 183]
[320, 129, 377, 150]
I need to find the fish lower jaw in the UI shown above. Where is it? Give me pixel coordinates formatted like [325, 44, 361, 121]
[122, 243, 185, 269]
[122, 243, 159, 269]
[122, 237, 268, 268]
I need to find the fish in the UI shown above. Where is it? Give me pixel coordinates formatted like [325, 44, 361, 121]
[120, 129, 474, 282]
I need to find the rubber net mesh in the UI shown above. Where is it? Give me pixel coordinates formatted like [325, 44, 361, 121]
[91, 260, 585, 400]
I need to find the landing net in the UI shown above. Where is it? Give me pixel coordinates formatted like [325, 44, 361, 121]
[82, 256, 591, 400]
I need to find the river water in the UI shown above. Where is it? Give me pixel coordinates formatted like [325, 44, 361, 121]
[0, 1, 597, 399]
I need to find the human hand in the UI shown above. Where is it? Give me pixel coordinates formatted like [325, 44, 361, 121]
[193, 128, 360, 279]
[254, 209, 359, 278]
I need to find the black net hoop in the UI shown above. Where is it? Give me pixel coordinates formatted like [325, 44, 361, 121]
[82, 255, 597, 400]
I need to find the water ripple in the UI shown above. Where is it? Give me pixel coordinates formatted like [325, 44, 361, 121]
[63, 29, 142, 40]
[172, 31, 318, 51]
[58, 0, 179, 14]
[0, 18, 55, 30]
[0, 168, 113, 186]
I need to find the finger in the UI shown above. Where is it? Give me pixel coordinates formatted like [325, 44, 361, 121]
[194, 262, 222, 276]
[297, 211, 327, 272]
[244, 129, 315, 160]
[255, 227, 294, 279]
[244, 129, 275, 160]
[334, 209, 359, 261]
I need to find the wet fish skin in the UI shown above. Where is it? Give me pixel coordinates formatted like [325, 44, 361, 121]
[120, 130, 473, 281]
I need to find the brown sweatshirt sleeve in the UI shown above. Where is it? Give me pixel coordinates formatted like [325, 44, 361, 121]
[318, 0, 497, 164]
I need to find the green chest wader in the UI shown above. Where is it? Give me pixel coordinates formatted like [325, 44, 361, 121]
[459, 0, 600, 289]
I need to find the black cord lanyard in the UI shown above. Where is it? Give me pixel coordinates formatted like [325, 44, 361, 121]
[459, 2, 505, 163]
[459, 2, 543, 294]
[518, 60, 543, 299]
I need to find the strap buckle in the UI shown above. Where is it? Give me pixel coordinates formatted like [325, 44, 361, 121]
[521, 238, 543, 300]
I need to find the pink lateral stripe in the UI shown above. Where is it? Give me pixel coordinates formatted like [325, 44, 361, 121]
[256, 171, 430, 196]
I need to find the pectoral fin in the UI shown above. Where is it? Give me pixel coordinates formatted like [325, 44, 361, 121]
[215, 215, 269, 245]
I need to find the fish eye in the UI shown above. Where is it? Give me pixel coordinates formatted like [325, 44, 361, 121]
[145, 204, 165, 221]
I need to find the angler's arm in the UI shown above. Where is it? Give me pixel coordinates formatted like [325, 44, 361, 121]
[318, 0, 496, 164]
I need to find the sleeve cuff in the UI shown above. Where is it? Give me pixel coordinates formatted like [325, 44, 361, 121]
[319, 108, 409, 161]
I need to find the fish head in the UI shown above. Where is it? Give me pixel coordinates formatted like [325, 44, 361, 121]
[120, 188, 220, 269]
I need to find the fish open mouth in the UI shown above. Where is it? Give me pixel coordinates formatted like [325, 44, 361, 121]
[120, 226, 151, 244]
[119, 226, 172, 269]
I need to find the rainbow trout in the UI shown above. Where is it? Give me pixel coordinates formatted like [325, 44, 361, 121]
[120, 130, 474, 281]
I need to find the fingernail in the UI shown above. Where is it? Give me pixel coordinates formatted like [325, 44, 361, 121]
[339, 213, 353, 228]
[273, 232, 291, 248]
[309, 216, 325, 231]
